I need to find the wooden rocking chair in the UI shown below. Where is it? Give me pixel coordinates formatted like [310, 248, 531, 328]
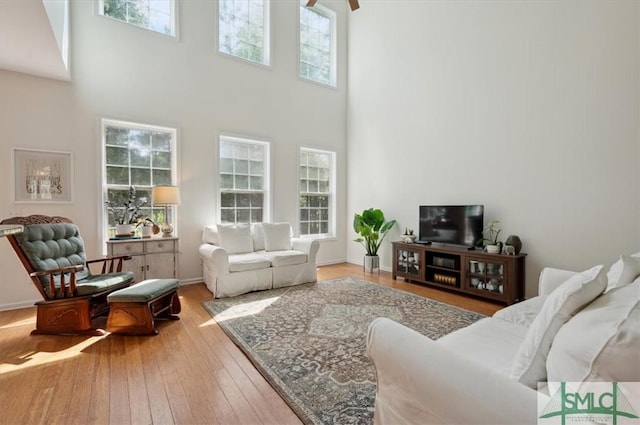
[1, 215, 135, 335]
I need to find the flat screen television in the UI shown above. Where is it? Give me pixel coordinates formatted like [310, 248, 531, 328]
[418, 205, 484, 248]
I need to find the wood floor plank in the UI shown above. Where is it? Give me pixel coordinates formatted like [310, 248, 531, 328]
[0, 263, 502, 425]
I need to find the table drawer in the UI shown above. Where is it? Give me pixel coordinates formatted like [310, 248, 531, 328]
[146, 240, 176, 253]
[111, 242, 144, 256]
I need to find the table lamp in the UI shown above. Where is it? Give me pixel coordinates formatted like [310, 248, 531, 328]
[152, 185, 181, 237]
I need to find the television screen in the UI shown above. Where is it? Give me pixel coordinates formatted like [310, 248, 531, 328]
[418, 205, 484, 247]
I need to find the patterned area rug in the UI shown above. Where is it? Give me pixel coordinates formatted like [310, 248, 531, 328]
[202, 276, 485, 425]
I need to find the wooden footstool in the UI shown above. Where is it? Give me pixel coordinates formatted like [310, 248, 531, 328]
[106, 278, 181, 335]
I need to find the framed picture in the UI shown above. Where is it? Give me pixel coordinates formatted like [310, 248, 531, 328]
[13, 148, 74, 203]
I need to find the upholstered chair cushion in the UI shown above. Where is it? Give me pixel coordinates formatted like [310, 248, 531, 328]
[263, 223, 292, 251]
[218, 223, 254, 254]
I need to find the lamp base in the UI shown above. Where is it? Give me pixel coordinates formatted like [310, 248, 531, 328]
[161, 223, 173, 238]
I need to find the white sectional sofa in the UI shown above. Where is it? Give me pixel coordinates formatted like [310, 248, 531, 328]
[199, 222, 319, 298]
[367, 253, 640, 425]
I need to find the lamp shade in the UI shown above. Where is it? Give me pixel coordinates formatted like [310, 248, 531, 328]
[152, 185, 181, 205]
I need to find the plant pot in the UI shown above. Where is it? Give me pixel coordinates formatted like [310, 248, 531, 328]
[364, 255, 380, 273]
[486, 244, 501, 254]
[115, 224, 134, 237]
[140, 226, 153, 238]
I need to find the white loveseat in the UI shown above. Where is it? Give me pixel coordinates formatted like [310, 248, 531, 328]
[199, 222, 319, 298]
[367, 254, 640, 425]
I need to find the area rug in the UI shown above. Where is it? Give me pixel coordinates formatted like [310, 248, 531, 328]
[202, 276, 486, 425]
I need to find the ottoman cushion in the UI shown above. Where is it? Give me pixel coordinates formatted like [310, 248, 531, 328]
[108, 278, 179, 303]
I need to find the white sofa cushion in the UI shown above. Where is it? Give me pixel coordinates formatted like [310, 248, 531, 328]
[202, 225, 219, 244]
[438, 317, 528, 376]
[228, 252, 272, 272]
[510, 265, 607, 388]
[546, 279, 640, 384]
[493, 295, 548, 328]
[261, 250, 308, 267]
[606, 253, 640, 291]
[252, 223, 266, 251]
[218, 223, 254, 254]
[263, 223, 292, 251]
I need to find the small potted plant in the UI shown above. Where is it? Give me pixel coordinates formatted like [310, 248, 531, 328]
[353, 208, 397, 271]
[401, 228, 417, 243]
[478, 220, 502, 253]
[135, 216, 160, 238]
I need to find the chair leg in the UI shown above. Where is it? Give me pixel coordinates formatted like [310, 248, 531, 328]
[32, 298, 103, 336]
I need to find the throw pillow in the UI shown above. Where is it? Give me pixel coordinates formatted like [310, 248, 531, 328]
[262, 223, 292, 251]
[606, 253, 640, 291]
[217, 223, 253, 254]
[510, 265, 607, 388]
[546, 280, 640, 386]
[252, 223, 265, 251]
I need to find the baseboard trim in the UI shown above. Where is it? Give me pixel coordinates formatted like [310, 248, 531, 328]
[0, 299, 38, 312]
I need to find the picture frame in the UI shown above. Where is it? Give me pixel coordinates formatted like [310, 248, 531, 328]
[13, 148, 74, 203]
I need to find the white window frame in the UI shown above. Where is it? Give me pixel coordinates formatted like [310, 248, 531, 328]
[101, 118, 178, 244]
[217, 0, 271, 67]
[98, 0, 177, 37]
[298, 1, 337, 88]
[217, 134, 271, 224]
[298, 147, 336, 239]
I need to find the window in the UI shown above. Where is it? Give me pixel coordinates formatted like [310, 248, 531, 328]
[102, 119, 177, 237]
[299, 148, 335, 237]
[299, 1, 336, 87]
[219, 135, 270, 223]
[219, 0, 270, 66]
[99, 0, 176, 36]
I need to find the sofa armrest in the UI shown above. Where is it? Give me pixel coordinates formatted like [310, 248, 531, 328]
[366, 318, 541, 425]
[292, 238, 320, 263]
[538, 267, 578, 295]
[198, 243, 230, 272]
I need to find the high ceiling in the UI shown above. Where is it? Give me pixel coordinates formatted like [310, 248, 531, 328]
[0, 0, 70, 82]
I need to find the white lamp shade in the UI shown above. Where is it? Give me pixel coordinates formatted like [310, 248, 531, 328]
[152, 186, 181, 205]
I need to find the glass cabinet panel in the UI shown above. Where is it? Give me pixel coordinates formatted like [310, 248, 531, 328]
[396, 249, 420, 276]
[468, 259, 504, 294]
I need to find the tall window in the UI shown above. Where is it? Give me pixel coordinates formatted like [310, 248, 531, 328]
[102, 119, 177, 236]
[99, 0, 176, 36]
[299, 148, 335, 237]
[299, 1, 336, 87]
[219, 135, 270, 223]
[219, 0, 270, 66]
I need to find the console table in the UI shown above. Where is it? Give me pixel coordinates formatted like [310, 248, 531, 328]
[392, 241, 526, 304]
[106, 237, 179, 283]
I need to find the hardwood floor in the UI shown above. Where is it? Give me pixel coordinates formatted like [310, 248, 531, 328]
[0, 263, 502, 425]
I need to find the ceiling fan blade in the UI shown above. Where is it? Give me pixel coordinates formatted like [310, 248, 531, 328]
[348, 0, 360, 11]
[306, 0, 318, 7]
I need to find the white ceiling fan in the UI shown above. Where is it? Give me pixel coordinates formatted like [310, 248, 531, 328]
[306, 0, 360, 11]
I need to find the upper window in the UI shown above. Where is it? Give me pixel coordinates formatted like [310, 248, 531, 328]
[219, 135, 270, 224]
[299, 2, 336, 87]
[299, 148, 335, 238]
[219, 0, 270, 66]
[102, 119, 177, 237]
[99, 0, 176, 36]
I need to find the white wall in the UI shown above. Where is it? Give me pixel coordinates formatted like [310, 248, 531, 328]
[0, 0, 348, 310]
[347, 0, 640, 298]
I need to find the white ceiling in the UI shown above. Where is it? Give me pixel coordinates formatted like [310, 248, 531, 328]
[0, 0, 70, 82]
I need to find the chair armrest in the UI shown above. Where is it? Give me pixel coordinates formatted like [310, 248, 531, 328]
[538, 267, 578, 295]
[199, 244, 230, 272]
[30, 264, 85, 298]
[86, 255, 133, 273]
[366, 318, 541, 425]
[292, 238, 319, 262]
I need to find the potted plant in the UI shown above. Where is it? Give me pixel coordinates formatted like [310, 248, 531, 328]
[106, 186, 148, 236]
[353, 208, 397, 271]
[478, 220, 502, 253]
[401, 228, 417, 243]
[135, 216, 160, 238]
